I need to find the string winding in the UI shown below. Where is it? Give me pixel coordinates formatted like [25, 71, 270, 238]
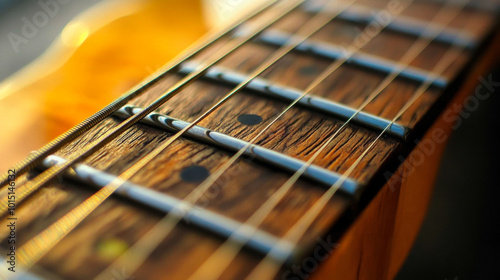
[0, 0, 302, 218]
[9, 0, 473, 279]
[0, 0, 281, 188]
[187, 0, 467, 279]
[247, 2, 470, 279]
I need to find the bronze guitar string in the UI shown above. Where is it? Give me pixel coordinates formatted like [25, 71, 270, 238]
[0, 0, 304, 277]
[96, 0, 418, 278]
[0, 0, 281, 188]
[8, 0, 357, 275]
[246, 2, 471, 279]
[248, 19, 468, 280]
[18, 0, 464, 278]
[0, 0, 304, 217]
[183, 0, 468, 278]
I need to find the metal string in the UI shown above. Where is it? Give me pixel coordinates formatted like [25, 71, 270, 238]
[186, 0, 468, 279]
[11, 0, 468, 278]
[12, 0, 353, 275]
[0, 0, 303, 217]
[8, 0, 304, 274]
[91, 1, 360, 279]
[0, 0, 280, 188]
[246, 2, 470, 279]
[96, 0, 466, 278]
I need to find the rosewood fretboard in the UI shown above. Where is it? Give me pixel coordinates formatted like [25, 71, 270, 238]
[1, 0, 499, 279]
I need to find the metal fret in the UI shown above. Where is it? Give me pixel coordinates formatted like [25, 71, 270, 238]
[178, 62, 409, 139]
[0, 1, 304, 218]
[234, 28, 449, 89]
[304, 3, 477, 49]
[39, 155, 295, 261]
[0, 0, 284, 189]
[113, 105, 361, 195]
[0, 265, 46, 280]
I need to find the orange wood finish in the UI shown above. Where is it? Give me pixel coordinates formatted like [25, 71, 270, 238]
[0, 0, 209, 172]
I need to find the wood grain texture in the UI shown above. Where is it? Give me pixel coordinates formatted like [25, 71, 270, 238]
[311, 27, 500, 280]
[1, 0, 499, 279]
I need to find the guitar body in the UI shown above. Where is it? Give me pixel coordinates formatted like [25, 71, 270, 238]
[0, 0, 209, 171]
[1, 0, 499, 279]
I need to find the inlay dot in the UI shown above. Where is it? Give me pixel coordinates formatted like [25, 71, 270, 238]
[180, 165, 210, 183]
[299, 65, 320, 76]
[96, 237, 129, 260]
[237, 114, 263, 126]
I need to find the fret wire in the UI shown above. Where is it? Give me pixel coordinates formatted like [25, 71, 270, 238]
[9, 0, 351, 276]
[107, 0, 474, 279]
[8, 0, 468, 278]
[114, 105, 360, 192]
[247, 2, 470, 280]
[178, 62, 410, 138]
[99, 0, 423, 278]
[243, 29, 450, 88]
[178, 61, 411, 138]
[92, 1, 361, 279]
[304, 2, 476, 49]
[0, 0, 280, 189]
[0, 0, 303, 219]
[4, 0, 305, 275]
[38, 155, 296, 258]
[194, 1, 467, 279]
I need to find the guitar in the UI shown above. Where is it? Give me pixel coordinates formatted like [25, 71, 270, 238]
[0, 0, 499, 279]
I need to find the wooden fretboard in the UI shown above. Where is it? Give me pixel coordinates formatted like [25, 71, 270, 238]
[1, 0, 499, 279]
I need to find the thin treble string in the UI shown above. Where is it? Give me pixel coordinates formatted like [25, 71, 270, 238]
[101, 0, 465, 277]
[0, 0, 281, 189]
[247, 2, 470, 279]
[189, 0, 464, 278]
[10, 0, 305, 273]
[0, 0, 303, 218]
[92, 1, 360, 279]
[13, 0, 350, 276]
[187, 0, 418, 279]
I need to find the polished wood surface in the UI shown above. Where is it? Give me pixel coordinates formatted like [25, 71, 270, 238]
[0, 0, 499, 279]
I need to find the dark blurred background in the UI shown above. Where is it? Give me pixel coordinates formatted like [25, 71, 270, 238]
[0, 1, 498, 279]
[396, 65, 500, 280]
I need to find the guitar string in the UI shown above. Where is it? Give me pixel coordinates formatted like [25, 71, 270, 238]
[246, 2, 470, 279]
[88, 0, 368, 278]
[0, 0, 281, 188]
[11, 0, 466, 276]
[187, 0, 466, 279]
[0, 0, 304, 217]
[12, 0, 355, 275]
[6, 0, 304, 275]
[96, 0, 418, 278]
[248, 28, 467, 280]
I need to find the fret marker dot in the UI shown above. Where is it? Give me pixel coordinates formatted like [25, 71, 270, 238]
[96, 237, 129, 260]
[180, 165, 210, 183]
[237, 114, 263, 126]
[299, 65, 319, 76]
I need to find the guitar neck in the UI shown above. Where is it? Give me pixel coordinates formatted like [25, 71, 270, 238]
[2, 0, 500, 279]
